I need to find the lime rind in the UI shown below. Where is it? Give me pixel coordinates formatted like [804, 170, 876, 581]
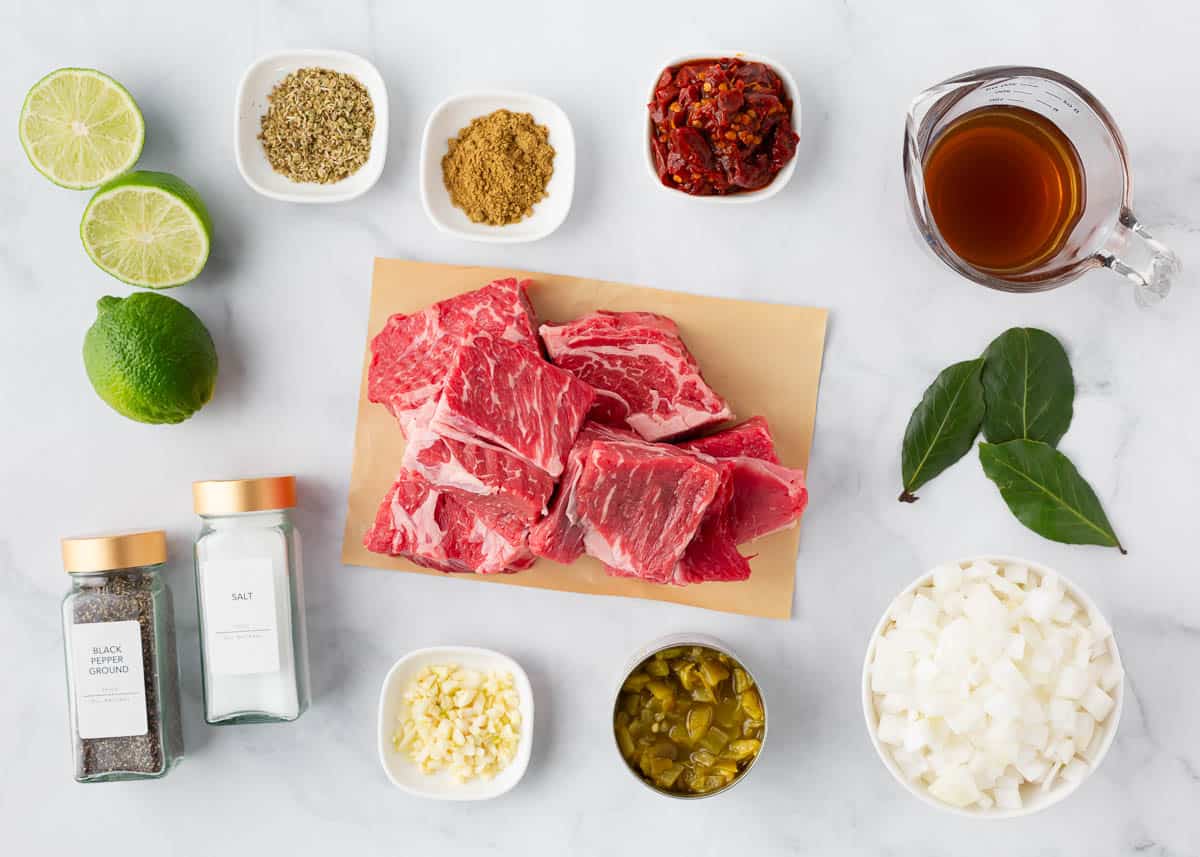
[81, 171, 212, 289]
[18, 68, 145, 190]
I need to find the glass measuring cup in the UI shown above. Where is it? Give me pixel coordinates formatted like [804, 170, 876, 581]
[904, 66, 1180, 305]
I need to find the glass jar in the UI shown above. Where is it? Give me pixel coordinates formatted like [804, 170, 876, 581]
[193, 476, 311, 725]
[60, 530, 185, 783]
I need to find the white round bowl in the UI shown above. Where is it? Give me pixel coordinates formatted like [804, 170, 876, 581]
[377, 646, 534, 800]
[234, 49, 389, 204]
[644, 52, 801, 204]
[419, 91, 575, 243]
[613, 633, 768, 800]
[862, 555, 1124, 819]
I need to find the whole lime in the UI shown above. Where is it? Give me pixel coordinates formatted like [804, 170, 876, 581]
[83, 293, 218, 424]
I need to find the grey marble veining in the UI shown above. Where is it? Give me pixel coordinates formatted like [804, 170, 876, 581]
[2, 0, 1198, 854]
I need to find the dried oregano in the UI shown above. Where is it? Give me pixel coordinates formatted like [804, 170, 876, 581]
[259, 67, 374, 184]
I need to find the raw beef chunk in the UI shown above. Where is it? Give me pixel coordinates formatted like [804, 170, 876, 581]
[364, 470, 534, 574]
[680, 417, 807, 543]
[679, 416, 780, 464]
[720, 458, 808, 543]
[402, 426, 554, 527]
[367, 278, 538, 434]
[431, 336, 595, 479]
[574, 440, 723, 583]
[529, 422, 638, 564]
[540, 310, 732, 442]
[674, 459, 752, 584]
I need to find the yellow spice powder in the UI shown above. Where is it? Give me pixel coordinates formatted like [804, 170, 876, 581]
[441, 109, 555, 226]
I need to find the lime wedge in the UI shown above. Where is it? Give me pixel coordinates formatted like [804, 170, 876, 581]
[81, 171, 213, 289]
[19, 68, 145, 189]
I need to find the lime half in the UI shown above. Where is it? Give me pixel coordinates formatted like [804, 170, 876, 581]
[19, 68, 145, 189]
[81, 170, 213, 288]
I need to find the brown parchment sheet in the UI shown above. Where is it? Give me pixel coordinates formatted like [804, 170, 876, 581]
[342, 259, 828, 619]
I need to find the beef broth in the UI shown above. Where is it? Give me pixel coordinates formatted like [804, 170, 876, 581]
[922, 106, 1085, 276]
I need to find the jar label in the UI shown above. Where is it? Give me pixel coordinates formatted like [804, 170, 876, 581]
[201, 558, 281, 675]
[70, 620, 148, 739]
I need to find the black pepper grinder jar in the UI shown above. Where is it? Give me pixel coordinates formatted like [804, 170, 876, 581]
[60, 531, 184, 783]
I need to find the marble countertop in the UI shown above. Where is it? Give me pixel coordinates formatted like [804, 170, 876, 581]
[2, 0, 1198, 854]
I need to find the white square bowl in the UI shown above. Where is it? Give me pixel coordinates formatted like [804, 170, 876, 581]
[419, 92, 575, 242]
[235, 49, 389, 203]
[644, 52, 802, 204]
[377, 646, 534, 800]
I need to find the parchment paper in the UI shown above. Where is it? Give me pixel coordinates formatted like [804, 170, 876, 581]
[342, 259, 827, 619]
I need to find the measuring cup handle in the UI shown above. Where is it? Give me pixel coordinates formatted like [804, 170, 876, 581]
[1099, 210, 1181, 306]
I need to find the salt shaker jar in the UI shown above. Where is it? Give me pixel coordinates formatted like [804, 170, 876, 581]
[192, 476, 311, 724]
[61, 530, 185, 783]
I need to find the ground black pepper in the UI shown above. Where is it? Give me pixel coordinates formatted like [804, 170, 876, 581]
[67, 570, 183, 780]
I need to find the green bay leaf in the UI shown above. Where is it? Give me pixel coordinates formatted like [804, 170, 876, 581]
[899, 358, 986, 502]
[981, 327, 1074, 446]
[979, 440, 1124, 553]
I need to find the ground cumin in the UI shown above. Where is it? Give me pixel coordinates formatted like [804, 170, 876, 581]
[442, 109, 555, 225]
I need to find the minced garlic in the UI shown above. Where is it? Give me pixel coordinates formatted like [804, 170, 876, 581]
[393, 664, 522, 782]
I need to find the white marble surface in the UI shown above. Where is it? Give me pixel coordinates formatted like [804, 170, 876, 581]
[2, 1, 1198, 854]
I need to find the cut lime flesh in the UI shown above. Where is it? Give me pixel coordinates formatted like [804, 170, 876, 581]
[82, 174, 211, 289]
[19, 68, 144, 190]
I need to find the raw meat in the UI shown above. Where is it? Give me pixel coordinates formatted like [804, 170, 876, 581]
[364, 470, 534, 575]
[574, 440, 723, 584]
[674, 459, 752, 584]
[367, 278, 538, 434]
[679, 416, 780, 464]
[719, 458, 808, 543]
[680, 417, 807, 543]
[402, 425, 554, 527]
[540, 310, 732, 442]
[531, 424, 752, 584]
[431, 336, 595, 479]
[528, 422, 637, 564]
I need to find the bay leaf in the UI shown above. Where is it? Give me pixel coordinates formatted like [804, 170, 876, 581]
[981, 327, 1074, 446]
[899, 358, 985, 502]
[979, 440, 1125, 553]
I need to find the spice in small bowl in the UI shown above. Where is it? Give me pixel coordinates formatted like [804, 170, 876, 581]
[259, 66, 375, 184]
[235, 50, 388, 203]
[442, 109, 555, 226]
[614, 636, 766, 798]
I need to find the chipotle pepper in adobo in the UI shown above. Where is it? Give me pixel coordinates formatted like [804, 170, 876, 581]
[649, 58, 799, 196]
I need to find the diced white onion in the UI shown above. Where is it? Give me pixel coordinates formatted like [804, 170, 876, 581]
[870, 559, 1120, 810]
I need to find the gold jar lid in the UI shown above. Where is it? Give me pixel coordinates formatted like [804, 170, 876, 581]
[61, 530, 168, 573]
[193, 475, 297, 515]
